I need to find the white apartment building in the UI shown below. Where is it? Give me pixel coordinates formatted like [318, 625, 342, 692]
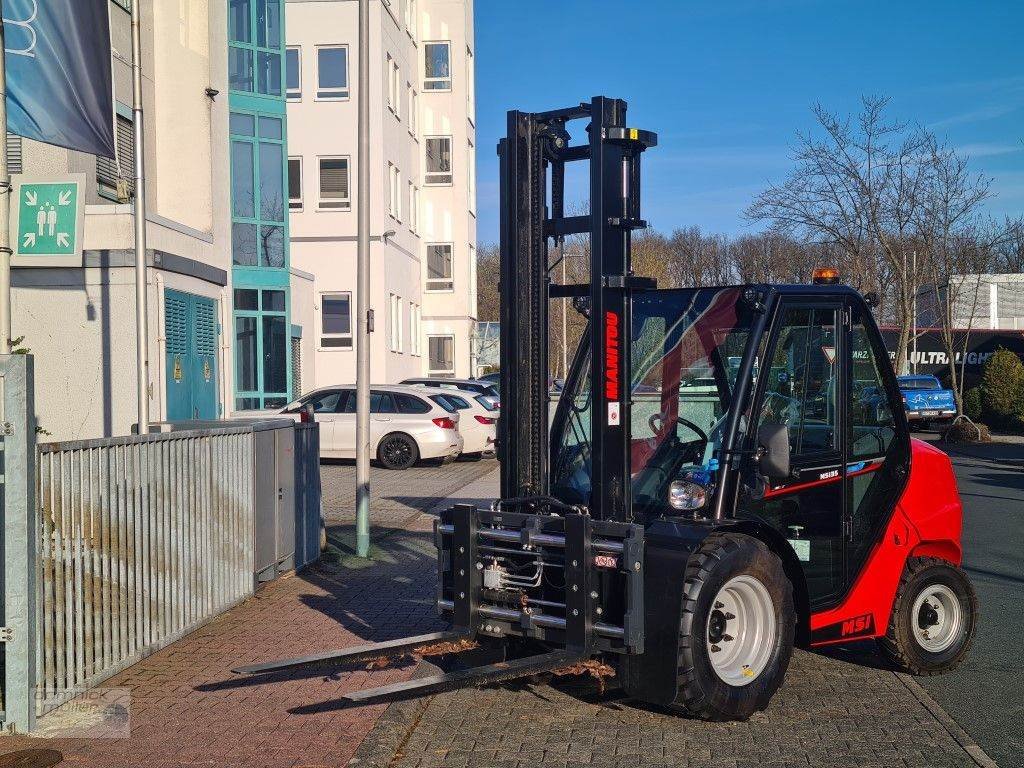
[285, 0, 477, 391]
[10, 1, 236, 440]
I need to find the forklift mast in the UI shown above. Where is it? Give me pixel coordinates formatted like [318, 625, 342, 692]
[497, 96, 656, 521]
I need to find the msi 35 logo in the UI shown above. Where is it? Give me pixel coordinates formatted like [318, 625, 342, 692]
[840, 613, 873, 637]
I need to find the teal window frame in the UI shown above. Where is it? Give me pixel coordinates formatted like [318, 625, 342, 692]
[230, 108, 290, 271]
[233, 285, 292, 410]
[229, 0, 285, 97]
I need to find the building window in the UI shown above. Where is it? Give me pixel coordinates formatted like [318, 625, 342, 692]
[387, 54, 400, 117]
[318, 156, 350, 210]
[407, 85, 418, 137]
[467, 139, 476, 214]
[425, 136, 452, 185]
[230, 111, 287, 268]
[316, 45, 349, 99]
[234, 287, 290, 410]
[388, 163, 402, 221]
[410, 303, 421, 355]
[405, 0, 416, 38]
[466, 46, 475, 122]
[428, 335, 455, 376]
[423, 41, 451, 91]
[408, 182, 418, 233]
[389, 294, 403, 353]
[288, 157, 302, 210]
[426, 243, 454, 291]
[320, 292, 353, 348]
[97, 112, 135, 200]
[229, 0, 283, 97]
[286, 46, 301, 99]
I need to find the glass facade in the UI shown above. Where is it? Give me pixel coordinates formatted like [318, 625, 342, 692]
[229, 0, 292, 410]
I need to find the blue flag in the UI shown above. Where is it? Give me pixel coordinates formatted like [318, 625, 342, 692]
[4, 0, 116, 159]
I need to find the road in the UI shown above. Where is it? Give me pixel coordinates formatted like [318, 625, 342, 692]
[918, 434, 1024, 768]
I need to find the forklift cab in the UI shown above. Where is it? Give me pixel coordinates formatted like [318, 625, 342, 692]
[550, 283, 911, 614]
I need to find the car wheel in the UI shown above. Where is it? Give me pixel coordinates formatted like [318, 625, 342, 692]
[668, 532, 795, 721]
[879, 557, 977, 675]
[377, 433, 419, 470]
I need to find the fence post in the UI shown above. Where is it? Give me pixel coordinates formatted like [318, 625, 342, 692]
[1, 354, 37, 732]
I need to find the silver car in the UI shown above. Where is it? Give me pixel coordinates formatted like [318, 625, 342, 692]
[273, 385, 464, 469]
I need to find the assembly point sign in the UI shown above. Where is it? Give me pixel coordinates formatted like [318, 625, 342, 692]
[11, 174, 86, 266]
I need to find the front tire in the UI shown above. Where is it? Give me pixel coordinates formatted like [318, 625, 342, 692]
[669, 532, 795, 721]
[879, 557, 977, 675]
[376, 433, 419, 470]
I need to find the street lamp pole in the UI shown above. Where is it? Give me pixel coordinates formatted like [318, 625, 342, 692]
[131, 0, 150, 431]
[355, 0, 371, 558]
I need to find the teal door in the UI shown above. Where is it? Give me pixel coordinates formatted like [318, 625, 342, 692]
[165, 289, 219, 420]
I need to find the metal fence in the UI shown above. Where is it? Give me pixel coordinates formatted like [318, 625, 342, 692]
[35, 426, 257, 715]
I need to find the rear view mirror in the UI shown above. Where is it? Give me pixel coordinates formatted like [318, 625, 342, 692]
[757, 423, 791, 482]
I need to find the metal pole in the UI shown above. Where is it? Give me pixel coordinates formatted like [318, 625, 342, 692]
[0, 6, 13, 354]
[911, 249, 918, 374]
[355, 0, 371, 558]
[560, 244, 567, 379]
[131, 0, 150, 431]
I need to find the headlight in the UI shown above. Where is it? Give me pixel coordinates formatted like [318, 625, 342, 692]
[669, 480, 708, 511]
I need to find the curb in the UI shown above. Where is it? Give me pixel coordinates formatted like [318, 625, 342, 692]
[895, 672, 999, 768]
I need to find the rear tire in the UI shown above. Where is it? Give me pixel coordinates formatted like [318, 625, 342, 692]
[669, 532, 795, 721]
[879, 557, 977, 675]
[376, 433, 419, 470]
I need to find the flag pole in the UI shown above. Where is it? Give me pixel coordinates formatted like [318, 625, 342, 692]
[130, 0, 150, 430]
[0, 5, 13, 355]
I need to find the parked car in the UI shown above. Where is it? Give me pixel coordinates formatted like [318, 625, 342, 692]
[478, 371, 500, 392]
[897, 375, 958, 427]
[249, 385, 463, 469]
[422, 388, 497, 459]
[400, 378, 500, 410]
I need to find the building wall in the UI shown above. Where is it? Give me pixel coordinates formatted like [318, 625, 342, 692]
[918, 273, 1024, 331]
[285, 0, 476, 390]
[11, 0, 232, 441]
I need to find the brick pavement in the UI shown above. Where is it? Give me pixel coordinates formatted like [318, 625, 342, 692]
[322, 458, 497, 534]
[354, 644, 990, 768]
[0, 465, 499, 768]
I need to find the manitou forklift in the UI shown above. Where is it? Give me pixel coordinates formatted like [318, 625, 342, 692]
[236, 96, 977, 720]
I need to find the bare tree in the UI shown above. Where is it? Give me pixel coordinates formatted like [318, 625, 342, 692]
[913, 138, 997, 406]
[747, 97, 931, 372]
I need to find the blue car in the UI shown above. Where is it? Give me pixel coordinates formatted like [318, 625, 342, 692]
[897, 375, 957, 426]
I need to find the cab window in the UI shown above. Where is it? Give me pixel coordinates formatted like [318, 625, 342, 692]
[758, 307, 838, 456]
[850, 318, 896, 458]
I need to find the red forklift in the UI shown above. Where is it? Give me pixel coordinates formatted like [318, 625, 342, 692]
[236, 96, 977, 720]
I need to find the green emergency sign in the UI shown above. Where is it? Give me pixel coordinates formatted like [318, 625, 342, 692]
[17, 182, 79, 256]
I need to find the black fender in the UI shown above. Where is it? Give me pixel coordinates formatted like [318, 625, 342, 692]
[620, 517, 809, 706]
[620, 518, 715, 706]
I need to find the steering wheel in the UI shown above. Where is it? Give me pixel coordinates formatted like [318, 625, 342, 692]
[648, 413, 709, 444]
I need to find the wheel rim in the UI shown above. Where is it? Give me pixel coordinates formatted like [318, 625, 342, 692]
[706, 575, 777, 687]
[911, 584, 963, 653]
[382, 438, 412, 466]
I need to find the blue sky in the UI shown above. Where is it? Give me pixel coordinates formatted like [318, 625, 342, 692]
[473, 0, 1024, 245]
